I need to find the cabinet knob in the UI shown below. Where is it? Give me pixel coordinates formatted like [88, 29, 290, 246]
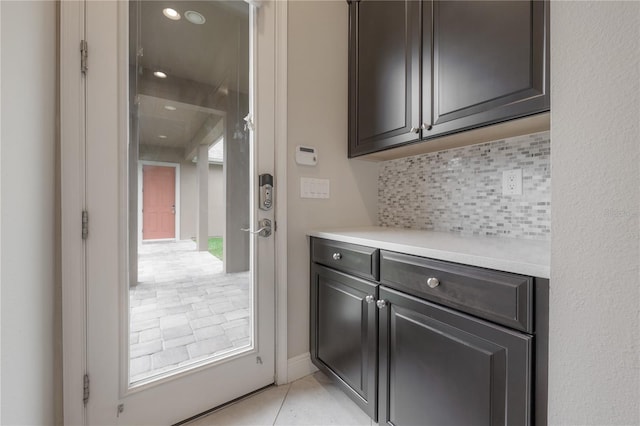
[332, 252, 342, 260]
[365, 295, 375, 304]
[421, 123, 433, 131]
[376, 299, 388, 309]
[410, 126, 420, 134]
[427, 277, 440, 288]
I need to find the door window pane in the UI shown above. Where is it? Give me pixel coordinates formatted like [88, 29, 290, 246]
[128, 0, 252, 386]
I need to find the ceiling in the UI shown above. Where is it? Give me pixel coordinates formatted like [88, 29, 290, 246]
[138, 94, 223, 148]
[133, 0, 249, 157]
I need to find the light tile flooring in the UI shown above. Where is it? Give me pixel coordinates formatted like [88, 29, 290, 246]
[130, 240, 251, 383]
[186, 371, 373, 426]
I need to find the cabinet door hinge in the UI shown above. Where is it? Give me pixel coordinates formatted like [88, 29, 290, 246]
[80, 40, 88, 74]
[83, 373, 90, 405]
[82, 210, 89, 240]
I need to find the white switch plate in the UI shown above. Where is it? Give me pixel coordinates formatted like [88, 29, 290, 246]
[300, 177, 330, 199]
[502, 169, 522, 196]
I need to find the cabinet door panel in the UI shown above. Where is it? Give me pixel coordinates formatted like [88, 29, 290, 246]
[349, 0, 421, 157]
[429, 0, 548, 136]
[378, 286, 532, 426]
[421, 1, 433, 130]
[310, 264, 378, 419]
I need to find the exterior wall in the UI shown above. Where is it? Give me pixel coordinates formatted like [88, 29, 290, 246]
[223, 94, 250, 273]
[138, 151, 225, 241]
[286, 0, 379, 358]
[549, 2, 640, 424]
[179, 162, 224, 240]
[0, 1, 58, 423]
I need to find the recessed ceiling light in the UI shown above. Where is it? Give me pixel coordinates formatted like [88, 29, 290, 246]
[164, 105, 177, 111]
[153, 71, 167, 79]
[158, 135, 167, 139]
[163, 8, 180, 20]
[184, 10, 206, 25]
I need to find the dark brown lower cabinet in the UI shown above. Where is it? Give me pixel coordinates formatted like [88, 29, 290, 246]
[377, 286, 532, 426]
[309, 237, 544, 425]
[310, 264, 378, 419]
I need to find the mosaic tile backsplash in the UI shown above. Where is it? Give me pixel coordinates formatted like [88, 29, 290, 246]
[378, 131, 550, 240]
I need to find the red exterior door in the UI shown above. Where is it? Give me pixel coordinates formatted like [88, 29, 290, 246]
[143, 165, 176, 240]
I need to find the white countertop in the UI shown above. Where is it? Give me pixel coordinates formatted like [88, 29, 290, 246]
[308, 226, 550, 278]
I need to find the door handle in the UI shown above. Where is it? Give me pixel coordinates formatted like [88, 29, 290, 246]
[241, 218, 272, 238]
[171, 204, 175, 214]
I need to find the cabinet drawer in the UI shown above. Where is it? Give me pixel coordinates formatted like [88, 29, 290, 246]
[311, 238, 379, 281]
[380, 250, 532, 332]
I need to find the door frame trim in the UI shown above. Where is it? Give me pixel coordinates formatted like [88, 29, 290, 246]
[60, 1, 86, 424]
[138, 161, 181, 243]
[60, 0, 289, 423]
[274, 0, 288, 386]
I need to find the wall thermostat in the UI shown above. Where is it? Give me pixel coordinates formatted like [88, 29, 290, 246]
[295, 145, 317, 166]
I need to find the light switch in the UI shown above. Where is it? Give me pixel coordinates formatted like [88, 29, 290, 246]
[300, 177, 330, 199]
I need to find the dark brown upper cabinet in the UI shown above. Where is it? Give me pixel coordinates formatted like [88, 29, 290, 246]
[348, 0, 550, 158]
[348, 0, 421, 157]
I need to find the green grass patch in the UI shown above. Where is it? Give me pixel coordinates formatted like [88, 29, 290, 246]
[208, 237, 223, 260]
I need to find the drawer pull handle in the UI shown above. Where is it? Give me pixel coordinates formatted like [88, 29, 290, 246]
[365, 295, 375, 304]
[376, 299, 388, 309]
[427, 277, 440, 288]
[332, 252, 342, 260]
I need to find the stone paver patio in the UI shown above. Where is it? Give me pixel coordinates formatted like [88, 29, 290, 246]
[130, 240, 251, 383]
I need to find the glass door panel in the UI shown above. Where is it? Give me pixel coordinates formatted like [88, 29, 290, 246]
[128, 0, 253, 386]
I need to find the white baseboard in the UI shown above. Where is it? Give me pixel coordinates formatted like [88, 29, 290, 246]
[287, 352, 318, 383]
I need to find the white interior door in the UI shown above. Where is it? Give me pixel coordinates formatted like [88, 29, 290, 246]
[78, 1, 277, 424]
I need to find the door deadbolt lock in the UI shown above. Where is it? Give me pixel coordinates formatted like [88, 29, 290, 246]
[259, 174, 273, 211]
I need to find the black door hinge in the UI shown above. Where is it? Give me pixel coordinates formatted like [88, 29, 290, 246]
[82, 210, 89, 240]
[80, 40, 88, 74]
[83, 373, 90, 405]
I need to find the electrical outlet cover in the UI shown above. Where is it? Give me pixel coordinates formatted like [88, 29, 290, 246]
[502, 169, 522, 196]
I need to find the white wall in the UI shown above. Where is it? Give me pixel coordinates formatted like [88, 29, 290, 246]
[0, 1, 58, 424]
[287, 1, 379, 359]
[4, 2, 637, 423]
[550, 2, 640, 424]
